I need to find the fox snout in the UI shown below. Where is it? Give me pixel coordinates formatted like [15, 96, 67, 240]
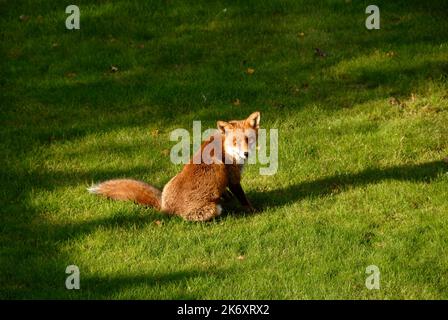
[217, 111, 261, 163]
[235, 137, 255, 159]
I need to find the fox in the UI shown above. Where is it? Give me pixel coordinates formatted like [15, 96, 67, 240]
[88, 111, 261, 221]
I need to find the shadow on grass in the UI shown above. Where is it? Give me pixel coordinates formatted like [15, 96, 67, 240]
[79, 268, 226, 299]
[3, 0, 448, 153]
[249, 160, 448, 210]
[3, 159, 445, 298]
[2, 0, 448, 299]
[0, 205, 170, 299]
[55, 209, 170, 237]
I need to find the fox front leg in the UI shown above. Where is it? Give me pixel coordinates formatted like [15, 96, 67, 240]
[221, 189, 234, 202]
[229, 183, 255, 213]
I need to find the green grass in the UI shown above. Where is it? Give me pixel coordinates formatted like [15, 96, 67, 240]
[1, 0, 448, 299]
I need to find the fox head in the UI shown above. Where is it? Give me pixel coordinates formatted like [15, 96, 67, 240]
[217, 111, 261, 163]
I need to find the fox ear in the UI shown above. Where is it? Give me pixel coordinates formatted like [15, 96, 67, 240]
[246, 111, 261, 129]
[217, 121, 230, 134]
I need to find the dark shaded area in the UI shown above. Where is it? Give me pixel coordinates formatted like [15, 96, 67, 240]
[1, 0, 447, 299]
[2, 0, 448, 152]
[248, 160, 447, 210]
[81, 269, 226, 299]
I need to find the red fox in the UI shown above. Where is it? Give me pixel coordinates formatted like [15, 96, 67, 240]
[88, 112, 261, 221]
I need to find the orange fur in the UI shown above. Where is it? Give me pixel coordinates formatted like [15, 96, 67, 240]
[88, 179, 161, 209]
[89, 112, 260, 221]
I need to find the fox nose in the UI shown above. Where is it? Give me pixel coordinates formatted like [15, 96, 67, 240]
[244, 152, 249, 158]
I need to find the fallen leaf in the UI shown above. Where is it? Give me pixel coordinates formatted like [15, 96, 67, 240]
[154, 220, 162, 226]
[246, 67, 255, 75]
[110, 65, 119, 73]
[390, 98, 405, 108]
[386, 51, 396, 57]
[314, 48, 327, 57]
[237, 255, 245, 260]
[389, 97, 402, 106]
[232, 98, 240, 106]
[8, 48, 22, 59]
[65, 72, 77, 78]
[421, 105, 434, 114]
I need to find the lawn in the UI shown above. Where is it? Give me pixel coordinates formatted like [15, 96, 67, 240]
[1, 0, 448, 299]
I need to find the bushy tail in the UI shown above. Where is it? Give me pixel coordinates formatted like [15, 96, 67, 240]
[88, 179, 162, 210]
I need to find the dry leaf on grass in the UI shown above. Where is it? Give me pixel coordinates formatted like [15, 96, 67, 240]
[389, 97, 405, 107]
[386, 51, 396, 57]
[314, 48, 327, 57]
[246, 68, 255, 75]
[65, 72, 77, 78]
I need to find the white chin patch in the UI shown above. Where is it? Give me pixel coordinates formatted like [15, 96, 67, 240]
[226, 146, 246, 163]
[216, 204, 222, 216]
